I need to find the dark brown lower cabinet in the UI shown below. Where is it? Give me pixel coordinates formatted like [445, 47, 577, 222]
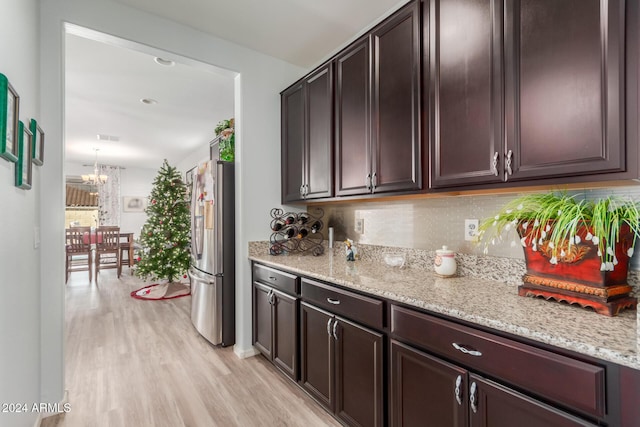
[300, 302, 384, 427]
[252, 282, 298, 380]
[390, 340, 597, 427]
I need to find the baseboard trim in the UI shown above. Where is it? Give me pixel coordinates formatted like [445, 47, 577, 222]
[233, 345, 260, 359]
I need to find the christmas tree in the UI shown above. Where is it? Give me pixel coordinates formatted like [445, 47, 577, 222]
[136, 160, 190, 283]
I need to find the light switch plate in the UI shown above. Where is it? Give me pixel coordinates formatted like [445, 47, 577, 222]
[464, 219, 479, 241]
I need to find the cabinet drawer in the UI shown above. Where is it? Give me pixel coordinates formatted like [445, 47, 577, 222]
[253, 264, 299, 295]
[390, 304, 606, 419]
[301, 278, 384, 329]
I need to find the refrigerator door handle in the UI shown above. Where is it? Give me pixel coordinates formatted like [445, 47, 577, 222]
[188, 268, 214, 285]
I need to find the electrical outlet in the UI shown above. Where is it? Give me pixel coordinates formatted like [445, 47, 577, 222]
[355, 218, 364, 234]
[464, 219, 479, 241]
[34, 226, 40, 249]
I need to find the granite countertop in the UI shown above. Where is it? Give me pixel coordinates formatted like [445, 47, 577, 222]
[249, 243, 640, 371]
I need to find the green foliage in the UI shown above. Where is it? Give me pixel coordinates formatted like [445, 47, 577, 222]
[215, 118, 234, 162]
[478, 192, 640, 270]
[136, 160, 191, 283]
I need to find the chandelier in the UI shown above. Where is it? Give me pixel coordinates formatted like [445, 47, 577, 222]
[81, 148, 108, 185]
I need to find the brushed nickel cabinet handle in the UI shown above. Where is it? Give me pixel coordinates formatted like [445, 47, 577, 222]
[505, 150, 513, 176]
[455, 375, 463, 405]
[365, 173, 372, 191]
[326, 318, 333, 337]
[372, 172, 377, 192]
[332, 319, 339, 340]
[452, 343, 483, 357]
[492, 152, 499, 176]
[470, 382, 478, 414]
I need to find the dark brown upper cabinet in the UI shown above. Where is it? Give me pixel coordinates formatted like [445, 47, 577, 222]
[504, 0, 625, 181]
[431, 0, 627, 188]
[336, 0, 422, 196]
[429, 0, 504, 188]
[335, 37, 372, 196]
[281, 64, 333, 203]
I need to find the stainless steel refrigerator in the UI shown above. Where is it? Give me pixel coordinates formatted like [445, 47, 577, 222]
[188, 156, 235, 347]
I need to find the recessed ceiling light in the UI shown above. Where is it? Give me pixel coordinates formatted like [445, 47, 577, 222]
[154, 57, 175, 67]
[140, 98, 158, 105]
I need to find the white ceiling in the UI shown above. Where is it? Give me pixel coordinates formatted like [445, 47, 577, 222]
[65, 34, 235, 170]
[65, 0, 404, 170]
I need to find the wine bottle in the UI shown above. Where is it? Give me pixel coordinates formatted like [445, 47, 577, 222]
[285, 227, 297, 239]
[297, 228, 309, 239]
[311, 220, 323, 233]
[271, 219, 285, 231]
[285, 215, 296, 225]
[298, 213, 310, 224]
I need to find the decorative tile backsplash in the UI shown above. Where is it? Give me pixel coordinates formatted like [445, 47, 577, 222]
[314, 184, 640, 270]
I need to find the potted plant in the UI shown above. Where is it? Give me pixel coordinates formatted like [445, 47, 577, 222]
[215, 118, 234, 162]
[478, 192, 639, 316]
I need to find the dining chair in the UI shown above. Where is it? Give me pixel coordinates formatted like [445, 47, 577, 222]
[65, 227, 92, 283]
[94, 226, 121, 282]
[119, 232, 135, 271]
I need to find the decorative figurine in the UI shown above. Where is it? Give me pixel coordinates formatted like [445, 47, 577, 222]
[345, 239, 357, 261]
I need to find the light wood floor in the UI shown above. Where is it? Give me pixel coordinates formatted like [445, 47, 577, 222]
[42, 268, 340, 427]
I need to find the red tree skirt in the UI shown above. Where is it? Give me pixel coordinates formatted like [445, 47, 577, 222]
[131, 282, 190, 300]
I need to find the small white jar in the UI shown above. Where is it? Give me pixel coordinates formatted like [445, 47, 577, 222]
[434, 245, 457, 277]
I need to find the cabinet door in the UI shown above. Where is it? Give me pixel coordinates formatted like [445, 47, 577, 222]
[469, 374, 597, 427]
[390, 340, 467, 427]
[252, 282, 273, 359]
[335, 38, 372, 196]
[334, 317, 384, 427]
[372, 0, 422, 193]
[281, 82, 305, 202]
[430, 0, 504, 188]
[272, 289, 298, 381]
[305, 64, 333, 199]
[300, 302, 335, 411]
[504, 0, 625, 181]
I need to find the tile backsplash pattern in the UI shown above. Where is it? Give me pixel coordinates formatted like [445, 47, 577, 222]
[318, 184, 640, 270]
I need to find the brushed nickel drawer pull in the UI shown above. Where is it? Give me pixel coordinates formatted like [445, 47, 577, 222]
[268, 276, 277, 281]
[452, 343, 482, 357]
[327, 298, 341, 305]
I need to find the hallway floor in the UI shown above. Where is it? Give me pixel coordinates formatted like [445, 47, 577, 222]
[41, 269, 339, 427]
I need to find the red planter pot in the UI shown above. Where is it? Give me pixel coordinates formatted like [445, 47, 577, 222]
[517, 222, 637, 316]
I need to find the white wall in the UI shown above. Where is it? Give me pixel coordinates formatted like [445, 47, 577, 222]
[0, 1, 41, 426]
[40, 0, 306, 403]
[119, 166, 156, 238]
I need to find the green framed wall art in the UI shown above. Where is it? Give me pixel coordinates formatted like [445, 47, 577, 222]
[0, 73, 19, 162]
[15, 120, 32, 189]
[29, 118, 44, 165]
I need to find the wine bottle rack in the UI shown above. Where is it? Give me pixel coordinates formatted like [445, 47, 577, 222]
[269, 207, 324, 256]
